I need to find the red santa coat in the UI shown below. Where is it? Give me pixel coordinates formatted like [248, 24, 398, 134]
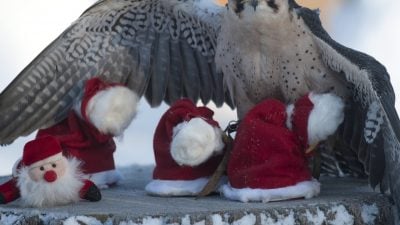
[36, 78, 121, 174]
[36, 112, 115, 174]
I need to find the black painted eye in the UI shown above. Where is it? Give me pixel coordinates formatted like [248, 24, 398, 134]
[40, 166, 45, 171]
[52, 164, 57, 168]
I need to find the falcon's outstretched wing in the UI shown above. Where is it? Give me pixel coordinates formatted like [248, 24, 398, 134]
[0, 0, 230, 145]
[298, 6, 400, 201]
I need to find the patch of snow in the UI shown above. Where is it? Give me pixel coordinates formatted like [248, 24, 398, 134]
[0, 214, 22, 225]
[39, 212, 69, 224]
[305, 208, 326, 225]
[260, 211, 295, 225]
[103, 218, 114, 225]
[194, 220, 205, 225]
[212, 214, 229, 225]
[329, 205, 354, 225]
[232, 214, 256, 225]
[181, 215, 191, 225]
[118, 217, 168, 225]
[142, 217, 164, 225]
[361, 204, 378, 225]
[64, 215, 103, 225]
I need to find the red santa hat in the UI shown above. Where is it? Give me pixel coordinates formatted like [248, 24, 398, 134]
[221, 98, 320, 202]
[22, 136, 62, 167]
[145, 99, 225, 196]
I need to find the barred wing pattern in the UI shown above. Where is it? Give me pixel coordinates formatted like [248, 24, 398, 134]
[0, 0, 228, 145]
[298, 7, 400, 205]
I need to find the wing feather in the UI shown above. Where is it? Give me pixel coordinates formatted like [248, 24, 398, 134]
[180, 40, 201, 101]
[0, 0, 230, 144]
[298, 7, 400, 199]
[165, 40, 184, 105]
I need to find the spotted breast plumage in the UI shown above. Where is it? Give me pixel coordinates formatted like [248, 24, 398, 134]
[1, 0, 400, 216]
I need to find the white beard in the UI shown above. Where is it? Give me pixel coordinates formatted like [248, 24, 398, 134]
[17, 158, 84, 207]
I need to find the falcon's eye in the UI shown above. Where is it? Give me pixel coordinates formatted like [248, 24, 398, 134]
[267, 0, 279, 12]
[52, 163, 57, 168]
[40, 166, 45, 171]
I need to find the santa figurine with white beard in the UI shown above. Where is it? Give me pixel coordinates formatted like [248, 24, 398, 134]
[0, 135, 101, 207]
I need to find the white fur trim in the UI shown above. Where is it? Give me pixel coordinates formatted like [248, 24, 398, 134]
[17, 157, 84, 207]
[86, 86, 139, 136]
[286, 104, 295, 130]
[145, 178, 209, 196]
[84, 169, 123, 189]
[307, 93, 345, 144]
[170, 118, 225, 167]
[221, 179, 320, 203]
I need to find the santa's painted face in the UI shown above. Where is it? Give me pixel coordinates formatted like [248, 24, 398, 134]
[28, 153, 67, 183]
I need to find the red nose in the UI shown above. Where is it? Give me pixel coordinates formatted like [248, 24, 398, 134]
[43, 170, 57, 183]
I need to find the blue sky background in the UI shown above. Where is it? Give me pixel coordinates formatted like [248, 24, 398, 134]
[0, 0, 399, 175]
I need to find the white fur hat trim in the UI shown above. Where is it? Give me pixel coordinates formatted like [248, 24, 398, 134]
[221, 179, 320, 203]
[145, 177, 209, 196]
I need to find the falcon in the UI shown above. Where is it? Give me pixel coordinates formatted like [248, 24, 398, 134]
[1, 0, 399, 214]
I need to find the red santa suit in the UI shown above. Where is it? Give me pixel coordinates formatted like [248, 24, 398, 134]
[221, 93, 345, 202]
[145, 99, 225, 196]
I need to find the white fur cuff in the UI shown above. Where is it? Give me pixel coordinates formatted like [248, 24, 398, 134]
[85, 86, 139, 136]
[307, 93, 345, 144]
[170, 118, 225, 167]
[145, 178, 209, 196]
[221, 179, 320, 203]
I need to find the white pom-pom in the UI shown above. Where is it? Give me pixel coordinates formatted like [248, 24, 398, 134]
[171, 118, 224, 167]
[85, 86, 139, 136]
[308, 93, 345, 144]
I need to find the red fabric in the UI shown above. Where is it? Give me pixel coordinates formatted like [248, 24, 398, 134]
[227, 99, 312, 189]
[152, 99, 223, 180]
[292, 94, 314, 149]
[80, 77, 122, 123]
[22, 136, 62, 166]
[0, 178, 20, 203]
[37, 111, 116, 174]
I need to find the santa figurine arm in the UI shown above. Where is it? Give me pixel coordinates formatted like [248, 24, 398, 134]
[79, 179, 101, 202]
[0, 178, 20, 204]
[171, 117, 225, 167]
[288, 92, 345, 148]
[73, 77, 139, 136]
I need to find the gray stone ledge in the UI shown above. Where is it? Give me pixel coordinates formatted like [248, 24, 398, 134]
[0, 165, 394, 225]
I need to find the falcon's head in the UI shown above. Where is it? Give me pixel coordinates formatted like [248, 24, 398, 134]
[227, 0, 299, 16]
[226, 0, 301, 34]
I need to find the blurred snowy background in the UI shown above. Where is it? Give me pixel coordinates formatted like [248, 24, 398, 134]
[0, 0, 399, 175]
